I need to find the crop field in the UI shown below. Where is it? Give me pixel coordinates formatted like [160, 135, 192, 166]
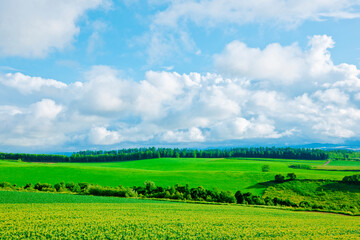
[0, 202, 359, 239]
[1, 158, 358, 195]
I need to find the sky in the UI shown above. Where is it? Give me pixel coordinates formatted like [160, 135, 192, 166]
[1, 0, 360, 152]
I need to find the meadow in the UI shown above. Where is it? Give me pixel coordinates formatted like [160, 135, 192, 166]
[0, 202, 359, 239]
[0, 190, 164, 204]
[0, 157, 357, 195]
[263, 180, 360, 214]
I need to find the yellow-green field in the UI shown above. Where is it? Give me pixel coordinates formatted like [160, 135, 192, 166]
[0, 203, 359, 239]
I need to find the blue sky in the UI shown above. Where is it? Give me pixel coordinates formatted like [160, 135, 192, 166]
[1, 0, 360, 152]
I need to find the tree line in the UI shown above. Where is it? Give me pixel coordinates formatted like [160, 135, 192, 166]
[0, 178, 304, 207]
[3, 174, 358, 213]
[0, 147, 329, 163]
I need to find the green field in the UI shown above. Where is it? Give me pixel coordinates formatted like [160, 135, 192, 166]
[0, 202, 359, 239]
[0, 190, 164, 204]
[263, 180, 360, 214]
[1, 158, 358, 195]
[328, 160, 360, 167]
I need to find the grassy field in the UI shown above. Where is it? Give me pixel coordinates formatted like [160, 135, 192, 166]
[0, 202, 359, 239]
[328, 160, 360, 167]
[0, 190, 164, 204]
[1, 158, 358, 195]
[263, 180, 360, 214]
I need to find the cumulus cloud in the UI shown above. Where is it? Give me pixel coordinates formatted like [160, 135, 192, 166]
[89, 127, 121, 145]
[215, 35, 341, 87]
[0, 72, 67, 94]
[0, 99, 65, 147]
[0, 0, 110, 58]
[31, 99, 63, 120]
[1, 35, 360, 148]
[161, 127, 205, 142]
[215, 41, 305, 83]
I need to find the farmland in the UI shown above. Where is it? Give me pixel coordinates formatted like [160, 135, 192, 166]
[1, 154, 360, 238]
[0, 202, 359, 239]
[0, 157, 356, 195]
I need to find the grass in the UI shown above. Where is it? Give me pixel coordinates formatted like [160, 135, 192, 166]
[263, 180, 360, 214]
[0, 202, 359, 239]
[0, 190, 164, 204]
[0, 157, 356, 195]
[328, 160, 360, 167]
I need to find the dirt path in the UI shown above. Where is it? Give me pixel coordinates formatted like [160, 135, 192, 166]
[323, 160, 331, 166]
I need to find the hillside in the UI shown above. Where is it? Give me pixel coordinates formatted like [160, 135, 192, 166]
[0, 157, 358, 195]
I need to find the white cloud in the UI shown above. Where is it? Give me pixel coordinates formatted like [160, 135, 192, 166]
[313, 88, 349, 105]
[211, 117, 293, 140]
[0, 0, 109, 58]
[31, 99, 63, 120]
[143, 1, 360, 65]
[153, 0, 360, 27]
[89, 127, 121, 145]
[0, 99, 65, 147]
[0, 72, 67, 94]
[215, 35, 340, 87]
[161, 127, 205, 142]
[215, 41, 305, 83]
[1, 34, 360, 148]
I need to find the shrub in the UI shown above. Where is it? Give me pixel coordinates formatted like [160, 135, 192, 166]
[0, 182, 13, 189]
[299, 201, 311, 208]
[275, 174, 285, 183]
[264, 197, 274, 206]
[262, 165, 270, 172]
[54, 182, 65, 192]
[219, 191, 236, 203]
[289, 164, 312, 170]
[342, 174, 360, 184]
[24, 183, 33, 189]
[34, 183, 54, 191]
[235, 191, 244, 204]
[287, 173, 296, 180]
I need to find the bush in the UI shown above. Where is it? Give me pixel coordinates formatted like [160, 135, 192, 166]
[242, 192, 253, 204]
[235, 191, 244, 204]
[287, 173, 296, 180]
[275, 174, 285, 183]
[342, 174, 360, 184]
[289, 164, 312, 170]
[34, 183, 54, 192]
[262, 165, 270, 172]
[264, 197, 274, 206]
[219, 191, 236, 203]
[0, 182, 13, 189]
[299, 201, 311, 208]
[54, 182, 65, 192]
[24, 183, 33, 189]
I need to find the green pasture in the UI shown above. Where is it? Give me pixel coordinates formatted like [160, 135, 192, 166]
[0, 158, 358, 195]
[0, 190, 163, 204]
[328, 160, 360, 167]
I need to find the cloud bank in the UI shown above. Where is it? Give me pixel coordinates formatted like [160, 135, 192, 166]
[1, 35, 360, 150]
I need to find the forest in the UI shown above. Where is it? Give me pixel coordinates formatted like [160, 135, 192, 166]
[0, 147, 329, 163]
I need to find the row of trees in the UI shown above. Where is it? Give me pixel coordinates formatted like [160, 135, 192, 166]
[0, 180, 295, 206]
[0, 147, 329, 163]
[2, 177, 358, 213]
